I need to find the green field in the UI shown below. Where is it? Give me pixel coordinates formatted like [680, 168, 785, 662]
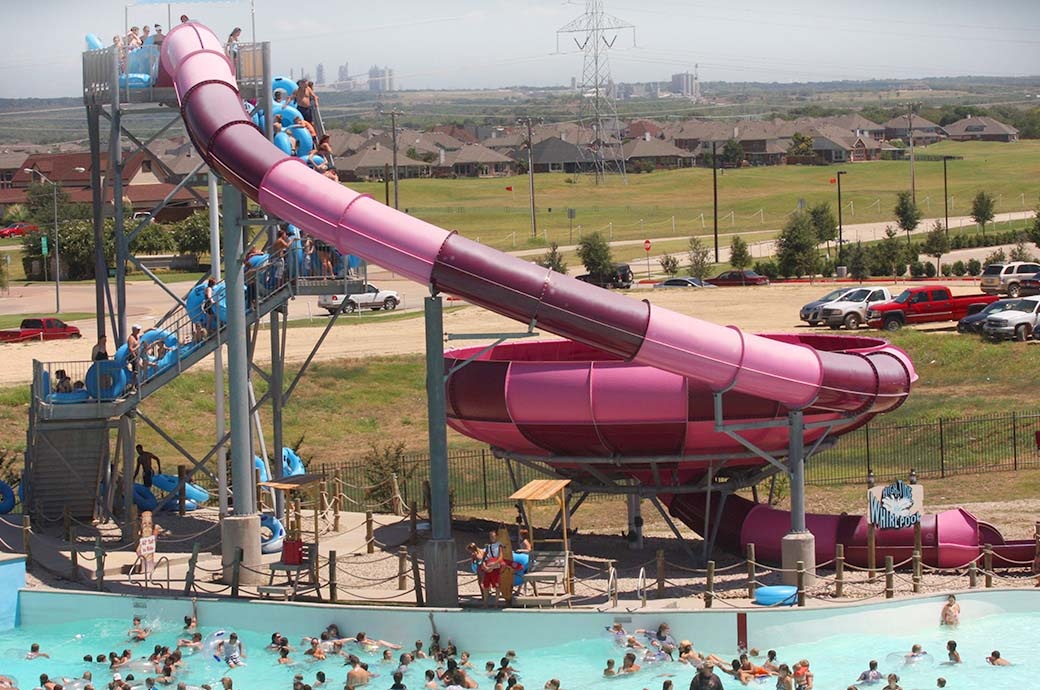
[346, 140, 1040, 254]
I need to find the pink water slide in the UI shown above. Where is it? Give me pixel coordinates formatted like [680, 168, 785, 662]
[161, 24, 1021, 567]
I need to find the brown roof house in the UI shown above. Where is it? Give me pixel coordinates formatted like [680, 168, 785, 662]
[434, 144, 516, 178]
[883, 115, 945, 145]
[337, 143, 430, 181]
[623, 135, 695, 170]
[944, 115, 1019, 143]
[810, 126, 882, 163]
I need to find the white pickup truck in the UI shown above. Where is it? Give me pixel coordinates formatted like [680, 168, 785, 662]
[819, 286, 893, 330]
[982, 297, 1040, 341]
[317, 284, 400, 314]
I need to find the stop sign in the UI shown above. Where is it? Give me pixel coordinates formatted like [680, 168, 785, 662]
[643, 239, 651, 252]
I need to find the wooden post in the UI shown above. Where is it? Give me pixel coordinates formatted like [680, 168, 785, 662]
[796, 560, 805, 607]
[22, 515, 31, 571]
[94, 535, 104, 592]
[884, 555, 894, 599]
[398, 546, 409, 590]
[913, 521, 922, 555]
[835, 543, 845, 598]
[328, 550, 338, 603]
[69, 525, 78, 581]
[409, 501, 418, 545]
[366, 511, 374, 554]
[911, 550, 921, 593]
[984, 544, 993, 588]
[254, 467, 262, 513]
[968, 560, 977, 588]
[705, 560, 715, 608]
[390, 473, 402, 516]
[410, 549, 424, 606]
[656, 549, 665, 597]
[746, 543, 757, 599]
[183, 542, 199, 596]
[313, 484, 319, 545]
[178, 465, 187, 516]
[231, 547, 243, 598]
[333, 494, 341, 532]
[867, 523, 877, 581]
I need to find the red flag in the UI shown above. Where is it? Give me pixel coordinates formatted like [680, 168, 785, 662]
[505, 186, 513, 191]
[829, 178, 836, 184]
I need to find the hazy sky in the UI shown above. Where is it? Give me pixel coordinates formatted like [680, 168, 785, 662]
[4, 0, 1039, 98]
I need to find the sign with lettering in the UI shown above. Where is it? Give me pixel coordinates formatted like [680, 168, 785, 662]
[138, 535, 156, 556]
[867, 480, 923, 529]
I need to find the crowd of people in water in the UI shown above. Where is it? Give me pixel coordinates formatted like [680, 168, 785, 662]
[5, 594, 1016, 690]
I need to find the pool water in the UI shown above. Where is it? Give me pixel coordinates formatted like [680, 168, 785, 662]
[0, 611, 1034, 690]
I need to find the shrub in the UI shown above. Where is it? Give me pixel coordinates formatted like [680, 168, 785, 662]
[910, 261, 926, 278]
[658, 253, 680, 275]
[951, 260, 966, 276]
[924, 262, 936, 278]
[940, 263, 952, 277]
[967, 258, 982, 276]
[753, 260, 779, 280]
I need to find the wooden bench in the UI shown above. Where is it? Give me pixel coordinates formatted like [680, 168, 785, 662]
[263, 543, 321, 600]
[512, 593, 573, 608]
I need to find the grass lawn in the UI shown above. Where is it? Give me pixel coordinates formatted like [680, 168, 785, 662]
[347, 140, 1040, 252]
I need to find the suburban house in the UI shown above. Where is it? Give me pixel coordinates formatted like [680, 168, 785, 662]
[0, 151, 29, 189]
[529, 137, 596, 173]
[622, 136, 695, 169]
[336, 143, 430, 181]
[324, 129, 368, 157]
[882, 115, 945, 145]
[944, 115, 1020, 142]
[810, 125, 883, 163]
[434, 144, 516, 178]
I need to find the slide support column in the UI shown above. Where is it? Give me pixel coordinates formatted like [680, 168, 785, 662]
[781, 409, 816, 586]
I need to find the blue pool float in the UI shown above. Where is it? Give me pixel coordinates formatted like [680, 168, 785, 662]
[272, 76, 297, 97]
[0, 481, 14, 514]
[754, 585, 798, 606]
[282, 447, 305, 477]
[260, 513, 286, 554]
[85, 34, 105, 50]
[84, 359, 129, 401]
[133, 483, 158, 512]
[152, 473, 210, 503]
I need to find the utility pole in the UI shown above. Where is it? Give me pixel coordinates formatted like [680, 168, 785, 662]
[519, 117, 538, 238]
[383, 109, 401, 209]
[836, 170, 847, 265]
[712, 141, 719, 263]
[943, 156, 950, 238]
[907, 103, 916, 204]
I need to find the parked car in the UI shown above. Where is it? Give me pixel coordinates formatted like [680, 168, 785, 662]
[0, 222, 38, 238]
[819, 287, 893, 330]
[706, 269, 770, 287]
[957, 299, 1018, 334]
[1017, 271, 1040, 297]
[317, 284, 400, 314]
[982, 297, 1040, 341]
[653, 277, 716, 289]
[979, 261, 1040, 297]
[0, 318, 81, 343]
[576, 263, 634, 290]
[866, 286, 998, 331]
[799, 287, 856, 326]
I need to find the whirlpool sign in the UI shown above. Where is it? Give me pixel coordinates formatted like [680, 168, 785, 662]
[867, 479, 924, 529]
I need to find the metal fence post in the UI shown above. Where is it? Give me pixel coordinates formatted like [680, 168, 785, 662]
[481, 448, 489, 510]
[22, 515, 32, 571]
[1012, 411, 1018, 471]
[938, 418, 946, 478]
[94, 536, 104, 592]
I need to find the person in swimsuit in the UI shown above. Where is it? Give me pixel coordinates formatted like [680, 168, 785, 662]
[856, 659, 883, 684]
[218, 632, 245, 667]
[793, 659, 813, 690]
[134, 444, 161, 487]
[775, 663, 794, 690]
[883, 673, 902, 690]
[940, 595, 960, 626]
[945, 640, 960, 664]
[987, 650, 1011, 666]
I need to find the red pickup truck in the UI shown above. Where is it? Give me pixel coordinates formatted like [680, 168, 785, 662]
[866, 286, 998, 331]
[0, 318, 82, 343]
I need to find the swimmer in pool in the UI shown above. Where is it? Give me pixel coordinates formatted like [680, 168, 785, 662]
[763, 650, 780, 673]
[277, 646, 293, 664]
[603, 658, 616, 676]
[25, 642, 49, 659]
[178, 632, 202, 651]
[856, 659, 883, 684]
[883, 672, 902, 690]
[349, 631, 402, 651]
[987, 650, 1011, 666]
[305, 637, 326, 661]
[945, 640, 960, 664]
[129, 616, 151, 641]
[904, 644, 927, 664]
[619, 651, 641, 674]
[218, 632, 245, 668]
[939, 595, 959, 626]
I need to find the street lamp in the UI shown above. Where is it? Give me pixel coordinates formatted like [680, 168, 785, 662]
[942, 156, 952, 238]
[24, 167, 84, 314]
[835, 170, 847, 264]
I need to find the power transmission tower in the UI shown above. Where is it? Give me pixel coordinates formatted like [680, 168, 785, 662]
[557, 0, 634, 184]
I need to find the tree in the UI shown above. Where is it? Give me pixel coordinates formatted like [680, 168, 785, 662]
[808, 202, 838, 256]
[728, 236, 751, 271]
[893, 191, 922, 246]
[971, 191, 996, 239]
[721, 138, 744, 166]
[921, 219, 950, 276]
[1010, 241, 1035, 263]
[2, 204, 27, 223]
[776, 211, 820, 279]
[537, 242, 567, 274]
[658, 254, 680, 276]
[576, 232, 613, 277]
[847, 241, 869, 281]
[787, 132, 814, 157]
[1028, 206, 1040, 247]
[687, 236, 712, 279]
[983, 247, 1007, 267]
[173, 211, 212, 257]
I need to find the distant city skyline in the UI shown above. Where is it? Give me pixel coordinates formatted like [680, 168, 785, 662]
[3, 0, 1039, 99]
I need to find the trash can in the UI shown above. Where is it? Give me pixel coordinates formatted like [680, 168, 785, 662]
[836, 265, 848, 278]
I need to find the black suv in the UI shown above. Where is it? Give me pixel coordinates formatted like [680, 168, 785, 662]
[576, 263, 634, 289]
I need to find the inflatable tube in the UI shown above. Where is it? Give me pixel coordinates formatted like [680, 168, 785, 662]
[119, 73, 152, 89]
[186, 280, 228, 327]
[161, 497, 198, 512]
[203, 630, 228, 662]
[301, 154, 324, 168]
[0, 481, 14, 514]
[133, 484, 158, 512]
[254, 456, 270, 483]
[272, 76, 296, 97]
[49, 389, 91, 404]
[260, 513, 286, 554]
[152, 473, 209, 503]
[247, 253, 269, 269]
[282, 448, 305, 477]
[287, 125, 313, 155]
[753, 585, 797, 607]
[85, 34, 105, 50]
[273, 131, 293, 155]
[275, 104, 303, 128]
[470, 550, 528, 587]
[85, 359, 129, 401]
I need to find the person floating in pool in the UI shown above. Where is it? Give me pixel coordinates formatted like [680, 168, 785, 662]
[25, 642, 49, 659]
[904, 644, 927, 664]
[348, 631, 401, 652]
[939, 594, 959, 626]
[987, 649, 1011, 666]
[636, 623, 676, 648]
